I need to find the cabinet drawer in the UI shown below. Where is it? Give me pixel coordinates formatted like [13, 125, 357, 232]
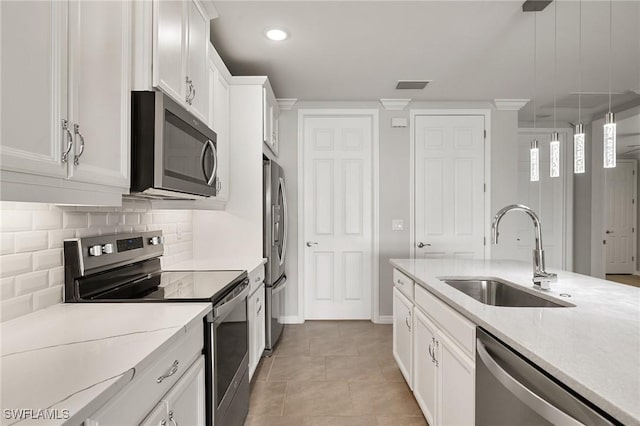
[248, 263, 265, 295]
[85, 321, 204, 426]
[414, 285, 475, 358]
[393, 269, 414, 299]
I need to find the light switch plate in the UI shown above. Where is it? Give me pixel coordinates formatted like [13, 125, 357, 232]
[392, 219, 404, 231]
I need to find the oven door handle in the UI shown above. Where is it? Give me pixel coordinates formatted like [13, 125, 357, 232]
[213, 281, 249, 322]
[476, 339, 584, 426]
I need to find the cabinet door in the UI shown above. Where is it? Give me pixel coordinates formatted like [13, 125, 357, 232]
[413, 308, 438, 426]
[255, 286, 266, 362]
[165, 356, 206, 426]
[68, 0, 130, 188]
[208, 61, 230, 202]
[186, 0, 208, 123]
[139, 401, 168, 426]
[153, 0, 187, 105]
[0, 0, 68, 178]
[247, 289, 258, 378]
[392, 287, 413, 388]
[437, 332, 475, 426]
[263, 88, 272, 146]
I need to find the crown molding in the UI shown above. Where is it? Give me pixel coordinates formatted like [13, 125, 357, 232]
[380, 99, 412, 111]
[277, 98, 298, 110]
[494, 99, 530, 111]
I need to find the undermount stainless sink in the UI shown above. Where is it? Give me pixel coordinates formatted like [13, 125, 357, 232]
[441, 278, 573, 308]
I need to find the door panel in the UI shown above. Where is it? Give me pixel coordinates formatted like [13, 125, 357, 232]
[69, 0, 130, 187]
[153, 0, 186, 104]
[605, 160, 636, 274]
[413, 308, 437, 426]
[303, 116, 373, 319]
[415, 115, 485, 259]
[393, 288, 413, 388]
[437, 332, 474, 426]
[186, 0, 207, 122]
[0, 0, 68, 178]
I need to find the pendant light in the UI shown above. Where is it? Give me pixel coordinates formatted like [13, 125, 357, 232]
[574, 0, 586, 174]
[530, 11, 539, 182]
[549, 1, 560, 178]
[603, 0, 616, 168]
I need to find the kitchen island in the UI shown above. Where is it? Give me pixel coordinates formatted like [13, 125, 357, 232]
[391, 258, 640, 426]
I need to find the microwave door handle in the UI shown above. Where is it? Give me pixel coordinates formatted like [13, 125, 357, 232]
[476, 339, 584, 426]
[208, 140, 217, 186]
[200, 141, 210, 183]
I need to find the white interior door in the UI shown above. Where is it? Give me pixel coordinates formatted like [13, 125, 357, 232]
[605, 160, 637, 274]
[303, 115, 373, 319]
[414, 115, 486, 259]
[516, 129, 570, 269]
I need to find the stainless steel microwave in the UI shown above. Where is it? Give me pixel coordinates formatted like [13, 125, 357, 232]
[130, 91, 218, 199]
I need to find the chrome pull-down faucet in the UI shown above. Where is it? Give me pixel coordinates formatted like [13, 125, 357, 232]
[491, 204, 557, 290]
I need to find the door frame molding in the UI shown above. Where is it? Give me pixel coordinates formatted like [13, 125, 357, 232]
[297, 108, 380, 323]
[517, 127, 575, 271]
[409, 109, 492, 260]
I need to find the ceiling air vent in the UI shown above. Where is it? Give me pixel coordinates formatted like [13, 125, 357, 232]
[396, 80, 431, 90]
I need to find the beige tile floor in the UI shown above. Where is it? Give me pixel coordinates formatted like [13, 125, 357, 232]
[244, 321, 428, 426]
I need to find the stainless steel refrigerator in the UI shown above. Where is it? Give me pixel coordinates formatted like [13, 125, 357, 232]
[263, 157, 288, 354]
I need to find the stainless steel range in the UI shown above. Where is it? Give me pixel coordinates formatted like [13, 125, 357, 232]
[63, 231, 249, 426]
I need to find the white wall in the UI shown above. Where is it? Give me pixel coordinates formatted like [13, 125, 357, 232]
[0, 200, 193, 322]
[278, 101, 520, 319]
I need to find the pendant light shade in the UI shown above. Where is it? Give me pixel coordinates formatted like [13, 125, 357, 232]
[530, 139, 540, 182]
[574, 124, 586, 174]
[604, 112, 616, 168]
[550, 132, 560, 178]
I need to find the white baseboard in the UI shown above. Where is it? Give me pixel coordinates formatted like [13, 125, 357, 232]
[374, 315, 393, 324]
[281, 316, 304, 324]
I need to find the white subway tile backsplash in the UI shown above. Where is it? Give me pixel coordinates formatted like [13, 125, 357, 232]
[33, 285, 63, 310]
[1, 277, 15, 300]
[1, 294, 33, 322]
[33, 249, 63, 271]
[1, 211, 32, 232]
[1, 233, 15, 255]
[0, 253, 32, 278]
[63, 212, 89, 229]
[15, 270, 49, 295]
[0, 202, 193, 322]
[33, 209, 63, 230]
[15, 231, 48, 253]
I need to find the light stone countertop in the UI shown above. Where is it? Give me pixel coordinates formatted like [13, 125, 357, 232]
[390, 258, 640, 426]
[0, 302, 212, 426]
[166, 257, 267, 273]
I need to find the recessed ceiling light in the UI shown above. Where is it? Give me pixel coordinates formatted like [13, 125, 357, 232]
[265, 28, 288, 41]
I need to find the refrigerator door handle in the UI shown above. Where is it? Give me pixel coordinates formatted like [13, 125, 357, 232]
[279, 177, 288, 267]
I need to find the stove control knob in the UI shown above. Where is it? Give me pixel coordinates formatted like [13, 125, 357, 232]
[88, 245, 103, 257]
[149, 236, 163, 245]
[102, 243, 114, 254]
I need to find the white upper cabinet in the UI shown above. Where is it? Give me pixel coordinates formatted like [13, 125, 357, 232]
[0, 0, 130, 205]
[263, 86, 280, 156]
[208, 52, 230, 203]
[68, 0, 130, 188]
[151, 0, 210, 123]
[0, 0, 68, 179]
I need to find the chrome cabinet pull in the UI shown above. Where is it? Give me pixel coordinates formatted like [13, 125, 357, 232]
[257, 302, 262, 317]
[428, 341, 434, 363]
[161, 420, 167, 426]
[216, 178, 222, 193]
[185, 77, 193, 104]
[168, 411, 178, 426]
[61, 119, 74, 163]
[190, 83, 196, 103]
[405, 314, 411, 331]
[73, 124, 85, 166]
[156, 360, 179, 383]
[434, 340, 439, 367]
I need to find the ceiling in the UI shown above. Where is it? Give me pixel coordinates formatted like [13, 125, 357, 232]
[210, 1, 640, 122]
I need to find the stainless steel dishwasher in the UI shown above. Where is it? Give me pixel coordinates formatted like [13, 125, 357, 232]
[476, 328, 617, 426]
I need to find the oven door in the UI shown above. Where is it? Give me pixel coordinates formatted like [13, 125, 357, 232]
[160, 95, 217, 197]
[210, 283, 249, 426]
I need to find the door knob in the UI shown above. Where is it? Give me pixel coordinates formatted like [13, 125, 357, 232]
[605, 230, 614, 234]
[306, 241, 318, 247]
[417, 242, 431, 248]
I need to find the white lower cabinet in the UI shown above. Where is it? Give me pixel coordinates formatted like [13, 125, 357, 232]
[393, 268, 476, 425]
[248, 283, 266, 380]
[141, 356, 206, 426]
[393, 287, 413, 388]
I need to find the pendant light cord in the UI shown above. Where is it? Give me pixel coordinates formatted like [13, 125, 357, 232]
[578, 0, 582, 124]
[608, 0, 613, 113]
[533, 11, 537, 129]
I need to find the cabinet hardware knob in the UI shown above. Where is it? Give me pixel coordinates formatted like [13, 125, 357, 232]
[61, 119, 74, 163]
[157, 360, 179, 383]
